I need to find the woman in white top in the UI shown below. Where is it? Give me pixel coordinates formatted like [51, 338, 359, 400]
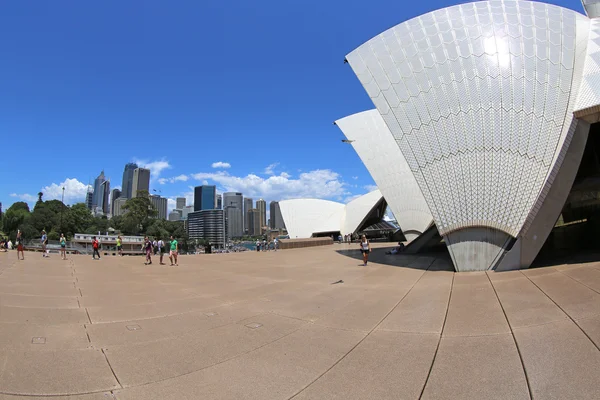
[359, 235, 371, 266]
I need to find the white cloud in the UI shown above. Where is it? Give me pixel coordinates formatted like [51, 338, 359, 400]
[10, 193, 37, 202]
[190, 169, 349, 201]
[264, 163, 279, 175]
[167, 198, 176, 213]
[9, 178, 90, 205]
[133, 159, 171, 180]
[211, 161, 231, 169]
[158, 174, 189, 185]
[352, 176, 359, 180]
[364, 184, 378, 192]
[42, 178, 89, 204]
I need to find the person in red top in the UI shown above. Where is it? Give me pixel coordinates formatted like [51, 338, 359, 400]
[92, 236, 101, 260]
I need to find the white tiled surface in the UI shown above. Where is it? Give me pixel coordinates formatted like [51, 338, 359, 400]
[347, 0, 586, 237]
[574, 19, 600, 114]
[336, 110, 433, 240]
[279, 191, 384, 239]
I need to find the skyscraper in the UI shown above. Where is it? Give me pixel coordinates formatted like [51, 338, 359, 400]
[121, 163, 138, 199]
[85, 186, 93, 211]
[256, 199, 267, 229]
[176, 197, 186, 210]
[223, 192, 243, 237]
[92, 171, 106, 209]
[99, 180, 111, 215]
[269, 201, 285, 230]
[113, 197, 128, 217]
[110, 188, 121, 217]
[194, 185, 216, 211]
[216, 194, 222, 209]
[149, 195, 168, 220]
[244, 198, 253, 234]
[187, 209, 226, 247]
[248, 209, 261, 236]
[132, 168, 150, 198]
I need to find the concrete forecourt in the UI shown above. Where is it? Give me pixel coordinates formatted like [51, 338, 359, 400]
[0, 246, 599, 399]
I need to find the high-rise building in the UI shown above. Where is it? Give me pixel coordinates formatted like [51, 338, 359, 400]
[110, 188, 121, 217]
[92, 171, 106, 209]
[132, 168, 151, 198]
[215, 194, 222, 209]
[169, 210, 182, 221]
[149, 195, 168, 220]
[181, 205, 194, 220]
[187, 209, 226, 247]
[256, 199, 267, 229]
[113, 197, 128, 217]
[223, 192, 244, 237]
[194, 185, 216, 211]
[121, 163, 138, 199]
[244, 198, 253, 234]
[269, 201, 285, 230]
[85, 187, 93, 211]
[248, 209, 262, 236]
[176, 197, 186, 210]
[96, 179, 110, 215]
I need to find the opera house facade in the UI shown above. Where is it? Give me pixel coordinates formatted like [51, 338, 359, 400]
[336, 0, 600, 271]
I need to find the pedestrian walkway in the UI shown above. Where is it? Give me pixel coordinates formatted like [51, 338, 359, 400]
[0, 244, 599, 399]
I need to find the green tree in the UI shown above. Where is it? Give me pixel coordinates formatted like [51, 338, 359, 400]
[2, 202, 31, 239]
[122, 190, 156, 235]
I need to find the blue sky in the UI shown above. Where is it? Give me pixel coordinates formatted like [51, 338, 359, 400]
[0, 0, 585, 213]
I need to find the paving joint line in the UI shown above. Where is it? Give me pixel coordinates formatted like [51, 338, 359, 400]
[288, 267, 431, 400]
[486, 272, 533, 400]
[555, 268, 600, 296]
[418, 272, 454, 400]
[519, 270, 600, 353]
[101, 348, 123, 389]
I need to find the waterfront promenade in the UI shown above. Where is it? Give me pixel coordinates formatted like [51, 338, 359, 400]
[0, 244, 599, 399]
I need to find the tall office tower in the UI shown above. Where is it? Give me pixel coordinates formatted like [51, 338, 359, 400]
[216, 194, 222, 209]
[113, 197, 128, 217]
[85, 186, 94, 211]
[92, 171, 106, 209]
[269, 201, 285, 230]
[223, 192, 243, 237]
[181, 205, 195, 220]
[194, 185, 216, 211]
[121, 163, 138, 199]
[149, 195, 168, 220]
[131, 168, 151, 198]
[244, 198, 253, 234]
[187, 209, 226, 247]
[97, 180, 110, 215]
[176, 197, 186, 210]
[110, 188, 121, 217]
[248, 209, 262, 236]
[169, 210, 182, 221]
[256, 199, 267, 229]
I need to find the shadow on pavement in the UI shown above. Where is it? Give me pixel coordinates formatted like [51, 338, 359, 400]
[335, 243, 454, 271]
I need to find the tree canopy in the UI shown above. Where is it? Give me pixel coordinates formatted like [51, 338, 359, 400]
[1, 194, 188, 251]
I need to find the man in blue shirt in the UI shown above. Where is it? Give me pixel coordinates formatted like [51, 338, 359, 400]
[41, 230, 48, 258]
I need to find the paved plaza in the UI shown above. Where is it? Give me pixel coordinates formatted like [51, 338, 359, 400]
[0, 244, 599, 399]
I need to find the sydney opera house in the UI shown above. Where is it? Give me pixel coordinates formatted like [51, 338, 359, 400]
[283, 0, 600, 272]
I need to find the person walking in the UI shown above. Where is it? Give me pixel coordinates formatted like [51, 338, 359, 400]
[169, 235, 178, 266]
[273, 237, 278, 251]
[92, 236, 101, 260]
[359, 235, 371, 266]
[16, 230, 24, 260]
[157, 237, 165, 265]
[144, 237, 152, 265]
[116, 236, 123, 257]
[59, 233, 67, 260]
[152, 238, 158, 255]
[256, 239, 260, 252]
[41, 230, 48, 257]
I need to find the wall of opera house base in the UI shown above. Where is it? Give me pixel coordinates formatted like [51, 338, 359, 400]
[496, 120, 591, 271]
[445, 227, 512, 272]
[278, 237, 333, 250]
